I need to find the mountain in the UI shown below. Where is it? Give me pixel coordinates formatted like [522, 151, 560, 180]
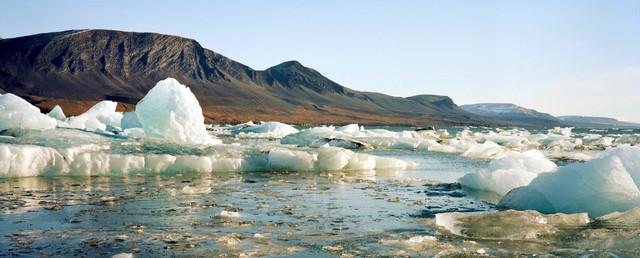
[460, 103, 561, 126]
[460, 103, 640, 128]
[557, 116, 640, 129]
[0, 29, 492, 126]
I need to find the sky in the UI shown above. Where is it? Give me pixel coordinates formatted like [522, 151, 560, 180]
[1, 0, 639, 122]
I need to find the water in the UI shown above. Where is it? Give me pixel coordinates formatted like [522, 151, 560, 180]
[1, 129, 640, 257]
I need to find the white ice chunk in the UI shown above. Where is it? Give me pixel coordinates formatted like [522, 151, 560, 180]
[460, 150, 557, 195]
[281, 126, 346, 146]
[500, 146, 640, 217]
[230, 121, 298, 138]
[219, 210, 241, 218]
[336, 124, 362, 134]
[0, 140, 414, 177]
[315, 146, 351, 171]
[134, 77, 221, 144]
[0, 93, 58, 131]
[0, 143, 63, 177]
[267, 149, 317, 171]
[549, 127, 573, 137]
[47, 105, 66, 120]
[66, 101, 123, 131]
[462, 141, 508, 159]
[122, 128, 146, 138]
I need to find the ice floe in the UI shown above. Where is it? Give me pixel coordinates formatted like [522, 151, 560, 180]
[0, 129, 415, 177]
[594, 207, 640, 227]
[0, 93, 58, 131]
[64, 100, 122, 131]
[435, 210, 589, 239]
[499, 146, 640, 217]
[459, 150, 557, 195]
[280, 124, 623, 161]
[227, 121, 298, 139]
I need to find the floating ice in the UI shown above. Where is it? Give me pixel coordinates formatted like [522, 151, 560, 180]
[461, 141, 508, 159]
[335, 124, 362, 134]
[47, 105, 66, 120]
[281, 124, 441, 151]
[228, 121, 298, 138]
[595, 207, 640, 227]
[310, 136, 372, 150]
[134, 78, 221, 145]
[500, 146, 640, 217]
[65, 101, 123, 131]
[121, 111, 142, 130]
[218, 210, 241, 218]
[281, 126, 349, 146]
[435, 210, 589, 239]
[459, 150, 557, 195]
[0, 93, 58, 131]
[0, 130, 414, 177]
[379, 235, 437, 250]
[111, 253, 134, 258]
[549, 127, 573, 137]
[267, 148, 316, 171]
[0, 143, 62, 177]
[616, 134, 640, 145]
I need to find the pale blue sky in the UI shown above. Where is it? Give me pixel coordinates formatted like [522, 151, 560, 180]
[1, 0, 639, 121]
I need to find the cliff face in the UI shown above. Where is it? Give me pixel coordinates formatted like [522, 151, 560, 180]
[0, 29, 489, 126]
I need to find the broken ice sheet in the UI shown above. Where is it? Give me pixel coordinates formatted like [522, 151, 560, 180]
[435, 210, 589, 240]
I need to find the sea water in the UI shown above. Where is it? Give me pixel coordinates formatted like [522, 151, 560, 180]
[1, 127, 639, 257]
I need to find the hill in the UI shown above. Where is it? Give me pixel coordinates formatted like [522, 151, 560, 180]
[0, 29, 490, 126]
[460, 103, 561, 126]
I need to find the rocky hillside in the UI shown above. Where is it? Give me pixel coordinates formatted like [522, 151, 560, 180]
[0, 29, 492, 126]
[461, 103, 561, 127]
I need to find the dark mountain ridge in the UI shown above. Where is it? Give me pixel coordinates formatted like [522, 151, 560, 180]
[0, 29, 493, 125]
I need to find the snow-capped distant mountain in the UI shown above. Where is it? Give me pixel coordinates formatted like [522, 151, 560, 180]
[557, 116, 640, 129]
[461, 103, 640, 128]
[460, 103, 561, 126]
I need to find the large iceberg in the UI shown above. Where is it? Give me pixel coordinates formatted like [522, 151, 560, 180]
[0, 93, 58, 131]
[134, 78, 221, 145]
[65, 100, 123, 131]
[459, 150, 557, 195]
[499, 146, 640, 217]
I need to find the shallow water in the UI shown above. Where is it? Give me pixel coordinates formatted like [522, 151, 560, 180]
[2, 148, 639, 257]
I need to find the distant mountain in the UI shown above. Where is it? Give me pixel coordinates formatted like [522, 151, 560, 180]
[0, 29, 493, 126]
[460, 103, 561, 126]
[557, 116, 640, 129]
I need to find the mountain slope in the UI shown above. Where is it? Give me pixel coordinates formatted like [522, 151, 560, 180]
[461, 103, 561, 126]
[0, 29, 491, 125]
[557, 116, 640, 129]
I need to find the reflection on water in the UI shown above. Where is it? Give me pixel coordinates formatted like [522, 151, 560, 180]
[1, 150, 638, 257]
